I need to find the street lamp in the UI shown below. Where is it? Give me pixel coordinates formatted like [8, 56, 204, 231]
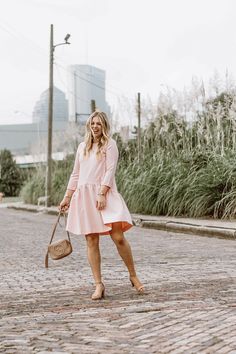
[46, 24, 71, 207]
[64, 34, 71, 44]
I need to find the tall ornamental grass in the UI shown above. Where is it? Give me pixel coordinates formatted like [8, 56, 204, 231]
[116, 80, 236, 219]
[116, 149, 236, 218]
[21, 77, 236, 218]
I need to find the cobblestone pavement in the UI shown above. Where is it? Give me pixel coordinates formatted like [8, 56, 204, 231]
[0, 208, 236, 354]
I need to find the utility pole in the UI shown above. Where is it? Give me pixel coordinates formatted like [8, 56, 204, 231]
[74, 70, 77, 122]
[91, 99, 96, 113]
[137, 92, 141, 161]
[46, 24, 71, 207]
[46, 24, 53, 207]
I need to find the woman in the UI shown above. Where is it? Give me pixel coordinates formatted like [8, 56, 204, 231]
[59, 111, 144, 300]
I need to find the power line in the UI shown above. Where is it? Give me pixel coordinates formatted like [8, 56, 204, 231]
[0, 129, 69, 133]
[0, 18, 144, 122]
[0, 18, 47, 57]
[54, 62, 137, 118]
[55, 61, 136, 105]
[0, 18, 136, 102]
[54, 55, 131, 95]
[54, 63, 92, 105]
[56, 61, 115, 96]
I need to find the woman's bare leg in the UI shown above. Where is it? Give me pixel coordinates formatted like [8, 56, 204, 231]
[110, 222, 144, 291]
[85, 233, 101, 283]
[85, 233, 105, 299]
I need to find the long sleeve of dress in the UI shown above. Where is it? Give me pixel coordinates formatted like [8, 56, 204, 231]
[67, 145, 81, 191]
[101, 139, 119, 188]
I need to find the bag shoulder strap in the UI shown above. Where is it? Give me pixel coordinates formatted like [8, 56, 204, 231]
[45, 211, 71, 268]
[49, 211, 71, 244]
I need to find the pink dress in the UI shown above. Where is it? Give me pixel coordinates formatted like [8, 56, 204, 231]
[66, 138, 133, 235]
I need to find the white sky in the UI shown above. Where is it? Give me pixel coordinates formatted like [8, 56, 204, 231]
[0, 0, 236, 124]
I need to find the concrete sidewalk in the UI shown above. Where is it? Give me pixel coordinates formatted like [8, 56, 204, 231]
[5, 201, 236, 240]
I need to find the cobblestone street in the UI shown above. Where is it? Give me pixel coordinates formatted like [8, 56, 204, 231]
[0, 208, 236, 354]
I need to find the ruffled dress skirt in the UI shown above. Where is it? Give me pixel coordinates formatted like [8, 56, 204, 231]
[66, 184, 133, 235]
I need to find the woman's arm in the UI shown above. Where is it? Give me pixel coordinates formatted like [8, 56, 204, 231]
[100, 139, 119, 189]
[66, 144, 81, 193]
[59, 144, 81, 211]
[97, 139, 118, 210]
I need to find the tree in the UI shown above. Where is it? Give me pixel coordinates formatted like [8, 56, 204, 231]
[0, 150, 23, 196]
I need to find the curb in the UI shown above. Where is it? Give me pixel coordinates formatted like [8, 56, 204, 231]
[7, 204, 58, 215]
[133, 219, 236, 240]
[7, 204, 236, 240]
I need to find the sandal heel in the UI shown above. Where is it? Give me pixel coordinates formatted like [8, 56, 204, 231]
[91, 282, 105, 300]
[129, 277, 145, 294]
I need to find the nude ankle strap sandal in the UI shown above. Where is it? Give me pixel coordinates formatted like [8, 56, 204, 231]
[91, 282, 105, 300]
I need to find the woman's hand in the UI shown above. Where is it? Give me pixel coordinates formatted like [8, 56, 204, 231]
[96, 194, 106, 210]
[59, 196, 71, 212]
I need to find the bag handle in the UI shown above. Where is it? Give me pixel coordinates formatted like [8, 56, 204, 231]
[49, 211, 71, 244]
[45, 211, 71, 268]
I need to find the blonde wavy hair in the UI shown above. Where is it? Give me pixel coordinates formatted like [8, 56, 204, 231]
[84, 110, 110, 158]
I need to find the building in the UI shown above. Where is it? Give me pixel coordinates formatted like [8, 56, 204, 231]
[0, 86, 69, 156]
[67, 64, 110, 124]
[14, 151, 66, 169]
[0, 65, 111, 158]
[0, 120, 69, 155]
[32, 86, 68, 123]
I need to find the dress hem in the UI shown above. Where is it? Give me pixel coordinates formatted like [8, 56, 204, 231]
[66, 220, 133, 236]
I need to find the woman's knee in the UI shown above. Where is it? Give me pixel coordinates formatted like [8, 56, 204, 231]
[110, 232, 125, 247]
[85, 234, 99, 248]
[110, 223, 125, 246]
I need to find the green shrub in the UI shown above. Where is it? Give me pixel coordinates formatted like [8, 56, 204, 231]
[20, 167, 45, 204]
[21, 154, 74, 205]
[0, 149, 24, 196]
